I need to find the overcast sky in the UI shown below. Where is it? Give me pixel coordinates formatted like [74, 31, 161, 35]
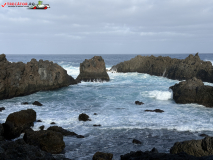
[0, 0, 213, 54]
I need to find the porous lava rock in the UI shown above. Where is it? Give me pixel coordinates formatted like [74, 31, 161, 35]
[23, 130, 65, 154]
[76, 56, 110, 82]
[0, 53, 77, 100]
[78, 113, 91, 121]
[111, 53, 213, 83]
[93, 152, 113, 160]
[0, 139, 55, 160]
[2, 109, 36, 139]
[47, 126, 77, 136]
[170, 77, 213, 107]
[170, 136, 213, 157]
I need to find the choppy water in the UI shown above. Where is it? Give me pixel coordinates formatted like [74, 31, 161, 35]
[1, 53, 213, 160]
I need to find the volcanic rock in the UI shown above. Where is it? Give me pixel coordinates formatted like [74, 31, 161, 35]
[39, 125, 45, 130]
[47, 126, 77, 136]
[76, 56, 110, 82]
[2, 109, 36, 139]
[21, 102, 29, 105]
[93, 124, 101, 127]
[0, 139, 55, 160]
[170, 136, 213, 157]
[36, 119, 42, 122]
[78, 113, 91, 121]
[33, 101, 43, 106]
[111, 53, 213, 83]
[0, 54, 77, 100]
[135, 101, 144, 105]
[0, 107, 5, 112]
[50, 122, 56, 124]
[145, 109, 164, 113]
[76, 135, 84, 138]
[170, 77, 213, 107]
[93, 152, 113, 160]
[23, 130, 65, 154]
[132, 139, 142, 144]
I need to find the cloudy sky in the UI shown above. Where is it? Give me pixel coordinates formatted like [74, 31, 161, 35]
[0, 0, 213, 54]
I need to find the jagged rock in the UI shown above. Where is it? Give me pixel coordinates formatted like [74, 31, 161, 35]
[76, 56, 110, 82]
[0, 54, 77, 100]
[23, 130, 65, 154]
[132, 139, 142, 144]
[78, 113, 91, 121]
[93, 152, 113, 160]
[33, 101, 43, 106]
[145, 109, 164, 113]
[170, 136, 213, 157]
[47, 126, 77, 136]
[2, 109, 36, 140]
[0, 139, 55, 160]
[0, 107, 5, 112]
[39, 125, 44, 130]
[111, 53, 213, 83]
[170, 77, 213, 107]
[135, 101, 144, 105]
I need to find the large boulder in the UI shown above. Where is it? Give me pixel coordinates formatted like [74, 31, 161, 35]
[170, 136, 213, 157]
[47, 126, 77, 136]
[170, 77, 213, 107]
[76, 56, 110, 82]
[23, 130, 65, 154]
[0, 54, 77, 100]
[111, 53, 213, 83]
[2, 109, 36, 139]
[0, 139, 55, 160]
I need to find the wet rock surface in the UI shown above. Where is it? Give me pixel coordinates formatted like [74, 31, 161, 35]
[111, 53, 213, 83]
[78, 113, 91, 121]
[132, 139, 142, 144]
[135, 101, 144, 105]
[47, 126, 77, 136]
[76, 56, 110, 82]
[0, 54, 77, 100]
[0, 107, 5, 112]
[145, 109, 164, 113]
[2, 109, 36, 140]
[170, 77, 213, 107]
[93, 152, 113, 160]
[33, 101, 43, 106]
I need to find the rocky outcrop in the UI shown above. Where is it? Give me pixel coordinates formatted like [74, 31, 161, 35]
[76, 56, 110, 82]
[0, 54, 77, 100]
[145, 109, 164, 113]
[23, 130, 65, 154]
[170, 77, 213, 107]
[170, 136, 213, 157]
[120, 148, 213, 160]
[93, 152, 113, 160]
[111, 53, 213, 83]
[2, 109, 36, 140]
[78, 113, 91, 121]
[0, 139, 55, 160]
[47, 126, 77, 136]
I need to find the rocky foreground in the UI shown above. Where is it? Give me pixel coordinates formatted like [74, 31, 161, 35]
[111, 53, 213, 83]
[0, 54, 77, 100]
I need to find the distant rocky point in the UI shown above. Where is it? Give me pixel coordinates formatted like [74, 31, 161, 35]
[76, 56, 110, 82]
[0, 54, 77, 100]
[111, 53, 213, 83]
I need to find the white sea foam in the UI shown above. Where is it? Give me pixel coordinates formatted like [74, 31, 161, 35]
[146, 90, 172, 100]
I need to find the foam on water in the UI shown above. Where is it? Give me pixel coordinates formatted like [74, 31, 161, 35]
[146, 90, 173, 100]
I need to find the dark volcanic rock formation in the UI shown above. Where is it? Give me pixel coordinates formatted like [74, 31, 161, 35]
[170, 77, 213, 107]
[23, 129, 65, 154]
[0, 139, 55, 160]
[47, 126, 77, 136]
[170, 136, 213, 157]
[93, 152, 113, 160]
[0, 54, 77, 100]
[78, 113, 91, 121]
[135, 101, 144, 105]
[2, 109, 36, 140]
[111, 53, 213, 83]
[76, 56, 110, 82]
[145, 109, 164, 113]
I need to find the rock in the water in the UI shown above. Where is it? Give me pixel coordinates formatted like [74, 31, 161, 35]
[93, 124, 101, 127]
[199, 134, 208, 137]
[132, 139, 142, 144]
[76, 56, 110, 82]
[135, 101, 144, 105]
[23, 130, 65, 154]
[0, 107, 5, 112]
[76, 135, 84, 138]
[145, 109, 164, 113]
[170, 77, 213, 107]
[50, 122, 56, 124]
[94, 113, 98, 115]
[47, 126, 77, 136]
[111, 53, 213, 83]
[78, 113, 91, 121]
[0, 139, 55, 160]
[170, 136, 213, 157]
[93, 152, 113, 160]
[2, 109, 36, 139]
[21, 102, 29, 105]
[39, 125, 45, 130]
[33, 101, 43, 106]
[0, 54, 77, 100]
[36, 119, 42, 122]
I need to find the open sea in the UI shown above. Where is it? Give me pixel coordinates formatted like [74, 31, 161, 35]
[1, 53, 213, 160]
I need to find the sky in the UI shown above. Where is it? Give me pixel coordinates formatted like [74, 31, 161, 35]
[0, 0, 213, 54]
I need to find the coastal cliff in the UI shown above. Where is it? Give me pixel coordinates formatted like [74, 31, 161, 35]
[0, 54, 77, 100]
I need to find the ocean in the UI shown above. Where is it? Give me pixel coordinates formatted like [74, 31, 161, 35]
[1, 53, 213, 160]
